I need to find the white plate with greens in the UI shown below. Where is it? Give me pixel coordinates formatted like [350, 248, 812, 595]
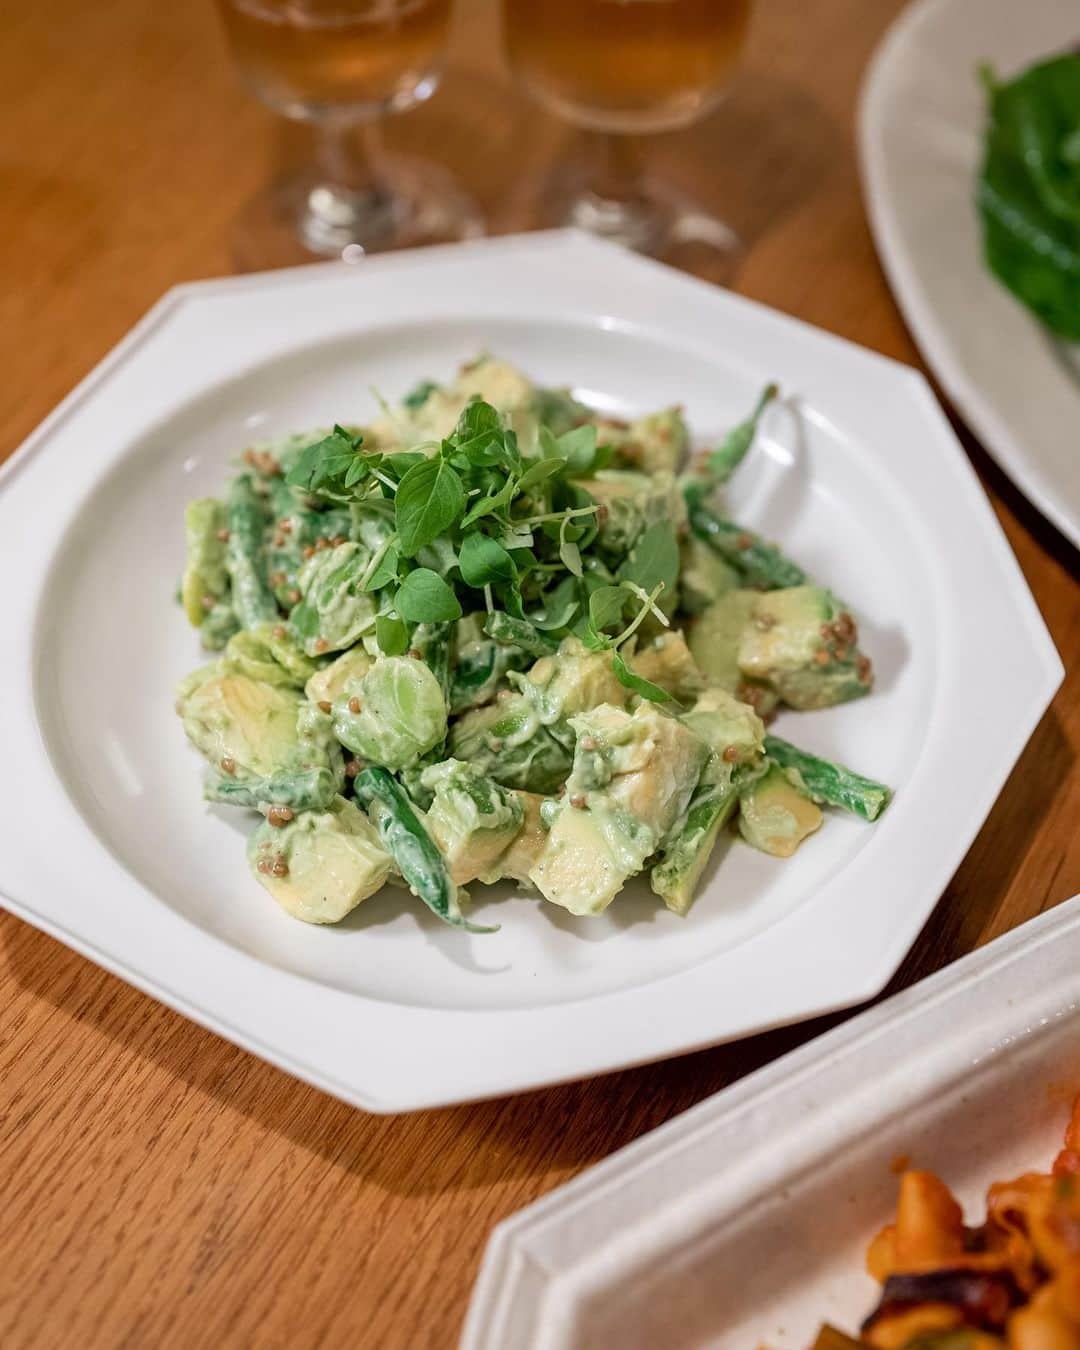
[860, 0, 1080, 549]
[0, 232, 1060, 1112]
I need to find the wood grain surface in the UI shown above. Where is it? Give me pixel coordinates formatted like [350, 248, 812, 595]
[2, 2, 1079, 1346]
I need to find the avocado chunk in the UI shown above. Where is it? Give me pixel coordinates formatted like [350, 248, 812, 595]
[738, 763, 823, 857]
[248, 796, 391, 924]
[289, 541, 378, 657]
[448, 693, 572, 795]
[332, 655, 447, 771]
[629, 632, 706, 701]
[420, 759, 526, 885]
[530, 703, 708, 916]
[679, 534, 739, 615]
[224, 622, 318, 689]
[479, 791, 549, 886]
[737, 586, 873, 710]
[689, 591, 762, 697]
[178, 668, 343, 811]
[650, 687, 766, 916]
[511, 638, 629, 725]
[305, 644, 372, 707]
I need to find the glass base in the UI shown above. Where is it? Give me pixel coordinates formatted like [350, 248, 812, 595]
[230, 154, 484, 271]
[535, 170, 742, 284]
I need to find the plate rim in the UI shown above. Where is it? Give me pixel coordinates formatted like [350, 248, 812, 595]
[0, 230, 1063, 1112]
[857, 0, 1080, 550]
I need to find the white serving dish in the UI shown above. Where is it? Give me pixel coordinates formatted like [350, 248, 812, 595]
[860, 0, 1080, 548]
[0, 231, 1061, 1112]
[463, 894, 1080, 1349]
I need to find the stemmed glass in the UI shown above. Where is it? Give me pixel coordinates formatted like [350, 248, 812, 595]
[216, 0, 482, 267]
[501, 0, 751, 273]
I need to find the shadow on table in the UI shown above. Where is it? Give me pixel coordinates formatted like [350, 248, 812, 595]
[2, 726, 1072, 1208]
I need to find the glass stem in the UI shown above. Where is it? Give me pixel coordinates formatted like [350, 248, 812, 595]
[567, 132, 661, 252]
[315, 121, 384, 195]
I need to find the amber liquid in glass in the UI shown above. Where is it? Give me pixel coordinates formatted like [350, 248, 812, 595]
[503, 0, 752, 134]
[220, 0, 452, 121]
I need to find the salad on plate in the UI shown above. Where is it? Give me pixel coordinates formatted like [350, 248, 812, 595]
[176, 355, 891, 933]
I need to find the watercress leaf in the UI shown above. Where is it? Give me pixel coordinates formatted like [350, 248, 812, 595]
[588, 584, 629, 634]
[402, 379, 438, 411]
[618, 520, 680, 597]
[530, 595, 579, 630]
[375, 614, 409, 656]
[383, 450, 427, 477]
[362, 543, 400, 592]
[538, 425, 561, 459]
[395, 458, 466, 556]
[452, 400, 509, 466]
[459, 532, 517, 587]
[611, 651, 675, 704]
[503, 584, 526, 621]
[285, 424, 365, 495]
[559, 536, 582, 577]
[558, 423, 598, 474]
[395, 568, 463, 623]
[517, 458, 566, 492]
[461, 474, 519, 527]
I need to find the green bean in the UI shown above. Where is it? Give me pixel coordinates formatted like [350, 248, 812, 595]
[651, 783, 737, 915]
[412, 622, 453, 705]
[226, 475, 279, 628]
[204, 766, 340, 813]
[353, 767, 496, 932]
[686, 498, 808, 591]
[763, 736, 892, 822]
[703, 383, 778, 484]
[449, 640, 530, 713]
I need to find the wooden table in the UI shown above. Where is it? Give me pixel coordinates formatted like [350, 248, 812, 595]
[3, 1, 1079, 1345]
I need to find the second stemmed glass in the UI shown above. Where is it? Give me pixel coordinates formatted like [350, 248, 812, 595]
[217, 0, 483, 268]
[501, 0, 751, 273]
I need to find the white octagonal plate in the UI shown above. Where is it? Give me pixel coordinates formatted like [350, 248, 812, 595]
[0, 232, 1061, 1112]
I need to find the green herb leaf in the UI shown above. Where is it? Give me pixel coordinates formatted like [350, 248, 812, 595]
[452, 400, 516, 467]
[588, 585, 628, 636]
[375, 614, 409, 656]
[619, 520, 680, 597]
[402, 379, 438, 411]
[461, 474, 519, 527]
[557, 423, 598, 474]
[612, 651, 674, 703]
[285, 425, 366, 495]
[458, 532, 517, 587]
[395, 458, 466, 557]
[559, 514, 583, 578]
[362, 542, 400, 593]
[395, 568, 463, 623]
[516, 458, 566, 493]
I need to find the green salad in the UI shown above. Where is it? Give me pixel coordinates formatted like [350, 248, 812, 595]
[175, 354, 891, 932]
[978, 54, 1080, 340]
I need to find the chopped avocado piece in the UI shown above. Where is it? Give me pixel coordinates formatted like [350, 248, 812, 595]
[224, 622, 317, 689]
[650, 687, 766, 915]
[511, 638, 629, 726]
[624, 407, 690, 475]
[289, 541, 378, 657]
[248, 796, 391, 924]
[679, 534, 739, 615]
[450, 629, 531, 713]
[449, 693, 572, 794]
[479, 791, 549, 885]
[178, 669, 343, 811]
[588, 470, 688, 559]
[680, 686, 766, 785]
[421, 759, 525, 885]
[304, 644, 372, 707]
[630, 632, 705, 701]
[530, 703, 707, 915]
[200, 598, 240, 652]
[181, 497, 229, 628]
[738, 586, 873, 710]
[332, 655, 447, 771]
[737, 763, 822, 857]
[689, 591, 758, 694]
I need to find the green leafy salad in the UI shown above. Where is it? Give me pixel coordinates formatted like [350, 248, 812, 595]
[175, 354, 891, 933]
[978, 54, 1080, 340]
